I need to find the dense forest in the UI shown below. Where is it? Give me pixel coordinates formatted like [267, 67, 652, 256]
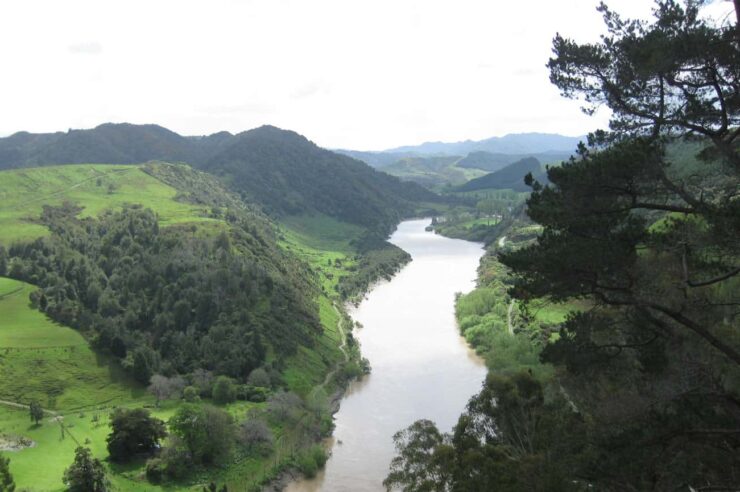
[2, 167, 320, 383]
[386, 2, 740, 490]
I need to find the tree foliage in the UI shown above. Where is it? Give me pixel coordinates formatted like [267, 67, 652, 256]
[106, 408, 167, 463]
[28, 400, 43, 425]
[0, 455, 15, 492]
[388, 2, 740, 490]
[63, 447, 109, 492]
[168, 404, 234, 465]
[7, 203, 321, 382]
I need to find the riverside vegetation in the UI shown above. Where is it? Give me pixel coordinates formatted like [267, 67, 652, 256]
[385, 2, 740, 491]
[0, 128, 439, 489]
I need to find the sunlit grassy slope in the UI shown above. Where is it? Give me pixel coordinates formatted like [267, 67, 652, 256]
[0, 277, 145, 410]
[0, 163, 215, 244]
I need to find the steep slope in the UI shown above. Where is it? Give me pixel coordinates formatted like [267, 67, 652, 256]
[457, 157, 544, 192]
[197, 126, 438, 234]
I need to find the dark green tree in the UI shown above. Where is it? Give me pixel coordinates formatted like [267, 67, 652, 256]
[211, 376, 236, 404]
[106, 408, 167, 462]
[497, 0, 740, 488]
[168, 404, 234, 465]
[28, 400, 43, 425]
[62, 447, 109, 492]
[0, 454, 15, 492]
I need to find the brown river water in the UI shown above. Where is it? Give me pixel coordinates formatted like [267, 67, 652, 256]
[286, 218, 487, 491]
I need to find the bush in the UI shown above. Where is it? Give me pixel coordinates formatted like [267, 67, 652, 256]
[296, 445, 328, 479]
[183, 386, 200, 402]
[212, 376, 237, 405]
[237, 419, 274, 456]
[243, 385, 270, 403]
[145, 458, 164, 483]
[152, 437, 193, 480]
[168, 404, 234, 465]
[246, 367, 271, 387]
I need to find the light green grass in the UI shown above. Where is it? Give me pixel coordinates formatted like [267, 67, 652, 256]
[0, 278, 83, 348]
[529, 299, 591, 324]
[0, 164, 217, 244]
[0, 399, 264, 492]
[0, 277, 146, 411]
[458, 217, 500, 229]
[278, 216, 353, 396]
[283, 296, 343, 397]
[279, 214, 362, 293]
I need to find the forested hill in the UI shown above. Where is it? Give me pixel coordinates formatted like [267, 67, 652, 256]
[0, 123, 438, 234]
[457, 156, 545, 192]
[198, 126, 438, 234]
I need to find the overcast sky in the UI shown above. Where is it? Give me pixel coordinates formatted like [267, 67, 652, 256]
[0, 1, 734, 150]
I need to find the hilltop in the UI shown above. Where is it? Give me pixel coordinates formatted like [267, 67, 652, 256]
[457, 157, 545, 192]
[0, 123, 439, 234]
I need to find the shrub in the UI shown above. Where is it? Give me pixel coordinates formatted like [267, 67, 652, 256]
[183, 386, 200, 402]
[246, 367, 271, 387]
[212, 376, 237, 405]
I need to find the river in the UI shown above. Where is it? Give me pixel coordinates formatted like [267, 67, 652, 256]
[286, 218, 487, 491]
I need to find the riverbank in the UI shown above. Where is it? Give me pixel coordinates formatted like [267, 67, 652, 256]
[285, 219, 486, 491]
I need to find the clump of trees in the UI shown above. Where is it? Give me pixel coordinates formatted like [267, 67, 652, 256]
[6, 205, 321, 384]
[387, 1, 740, 490]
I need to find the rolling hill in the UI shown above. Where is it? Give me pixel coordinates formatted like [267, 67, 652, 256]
[457, 157, 545, 192]
[456, 150, 571, 172]
[0, 123, 440, 235]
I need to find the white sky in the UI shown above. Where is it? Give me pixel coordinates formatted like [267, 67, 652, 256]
[0, 0, 734, 150]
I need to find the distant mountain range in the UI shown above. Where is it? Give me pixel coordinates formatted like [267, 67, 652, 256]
[0, 123, 438, 233]
[333, 133, 580, 189]
[335, 132, 583, 168]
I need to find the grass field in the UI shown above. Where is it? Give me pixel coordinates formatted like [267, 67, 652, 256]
[0, 164, 216, 244]
[0, 398, 267, 492]
[279, 214, 362, 293]
[0, 277, 146, 410]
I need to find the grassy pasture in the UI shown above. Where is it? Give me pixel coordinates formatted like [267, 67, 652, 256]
[0, 277, 146, 411]
[0, 399, 264, 492]
[0, 164, 216, 244]
[279, 214, 362, 293]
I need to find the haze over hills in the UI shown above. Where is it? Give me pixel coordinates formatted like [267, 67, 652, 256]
[457, 156, 546, 192]
[334, 133, 579, 189]
[336, 132, 583, 164]
[0, 123, 439, 234]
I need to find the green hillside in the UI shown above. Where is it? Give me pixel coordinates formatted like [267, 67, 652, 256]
[457, 157, 545, 192]
[0, 277, 145, 409]
[0, 163, 214, 244]
[378, 155, 486, 188]
[0, 123, 441, 235]
[0, 157, 409, 490]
